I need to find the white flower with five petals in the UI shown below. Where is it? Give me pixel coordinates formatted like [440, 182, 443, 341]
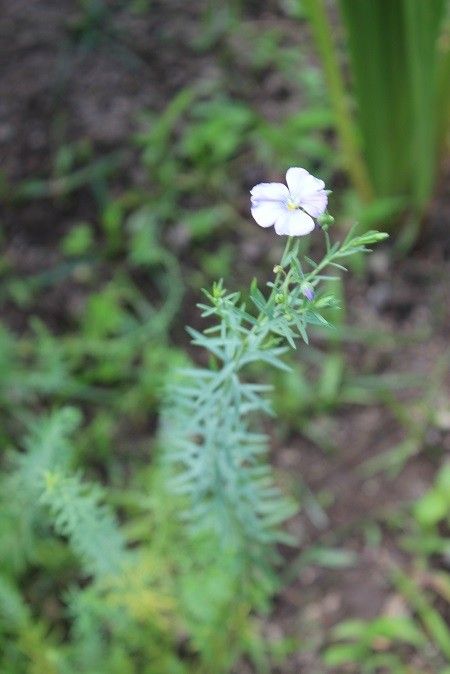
[250, 167, 328, 236]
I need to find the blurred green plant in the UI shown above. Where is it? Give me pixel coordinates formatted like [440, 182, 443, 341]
[324, 615, 428, 673]
[324, 460, 450, 673]
[0, 406, 281, 674]
[136, 86, 333, 256]
[304, 0, 450, 240]
[2, 6, 443, 668]
[161, 224, 387, 600]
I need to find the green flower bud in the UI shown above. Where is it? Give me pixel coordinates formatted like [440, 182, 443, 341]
[317, 213, 335, 230]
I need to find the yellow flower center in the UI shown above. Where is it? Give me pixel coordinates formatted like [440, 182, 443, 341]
[287, 200, 298, 211]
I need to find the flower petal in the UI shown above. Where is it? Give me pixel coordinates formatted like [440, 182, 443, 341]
[275, 209, 315, 236]
[250, 182, 289, 204]
[299, 189, 328, 217]
[274, 212, 290, 235]
[251, 202, 286, 228]
[286, 167, 325, 197]
[286, 168, 327, 217]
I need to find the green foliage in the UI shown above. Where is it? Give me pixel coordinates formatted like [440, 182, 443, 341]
[2, 4, 444, 669]
[1, 408, 127, 578]
[135, 86, 332, 253]
[414, 462, 450, 528]
[0, 408, 274, 674]
[41, 471, 127, 577]
[254, 109, 335, 176]
[324, 616, 426, 672]
[324, 460, 450, 673]
[339, 0, 449, 209]
[0, 222, 388, 673]
[161, 229, 388, 579]
[61, 222, 95, 257]
[305, 0, 450, 232]
[181, 98, 254, 173]
[403, 461, 450, 560]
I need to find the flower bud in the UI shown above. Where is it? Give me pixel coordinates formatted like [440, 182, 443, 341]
[301, 282, 315, 302]
[317, 213, 335, 231]
[350, 231, 389, 246]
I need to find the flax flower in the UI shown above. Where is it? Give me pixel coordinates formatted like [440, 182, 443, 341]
[250, 167, 328, 236]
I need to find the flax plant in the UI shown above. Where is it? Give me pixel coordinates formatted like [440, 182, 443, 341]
[161, 168, 387, 578]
